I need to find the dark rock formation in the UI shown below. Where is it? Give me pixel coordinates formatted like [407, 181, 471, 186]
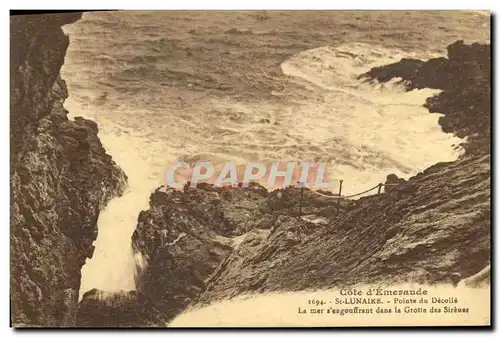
[10, 13, 127, 327]
[360, 41, 490, 155]
[76, 289, 165, 327]
[129, 183, 346, 323]
[384, 174, 406, 193]
[199, 154, 490, 303]
[129, 156, 489, 322]
[131, 185, 235, 323]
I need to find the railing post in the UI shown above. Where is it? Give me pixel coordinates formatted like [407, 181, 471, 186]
[297, 181, 304, 217]
[336, 180, 343, 215]
[377, 183, 383, 194]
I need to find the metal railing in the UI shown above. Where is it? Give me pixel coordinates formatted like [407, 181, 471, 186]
[297, 182, 402, 216]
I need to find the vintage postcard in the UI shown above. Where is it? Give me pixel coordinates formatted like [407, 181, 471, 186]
[10, 10, 491, 327]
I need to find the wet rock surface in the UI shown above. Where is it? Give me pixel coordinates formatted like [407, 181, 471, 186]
[129, 156, 489, 324]
[198, 154, 490, 304]
[130, 183, 344, 323]
[360, 40, 490, 155]
[76, 290, 165, 327]
[10, 14, 127, 327]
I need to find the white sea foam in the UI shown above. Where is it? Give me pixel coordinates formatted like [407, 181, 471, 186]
[76, 129, 163, 299]
[278, 43, 461, 195]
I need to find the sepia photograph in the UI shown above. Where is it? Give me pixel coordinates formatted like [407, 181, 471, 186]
[9, 9, 491, 328]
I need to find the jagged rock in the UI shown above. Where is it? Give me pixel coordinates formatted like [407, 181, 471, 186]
[259, 187, 349, 216]
[133, 147, 488, 318]
[360, 40, 490, 155]
[129, 183, 267, 312]
[198, 155, 490, 304]
[10, 13, 127, 327]
[384, 174, 406, 193]
[255, 213, 277, 229]
[131, 185, 238, 322]
[76, 289, 165, 327]
[131, 182, 351, 322]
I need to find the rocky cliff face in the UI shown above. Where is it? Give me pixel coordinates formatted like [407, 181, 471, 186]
[76, 181, 348, 326]
[124, 40, 490, 326]
[129, 156, 489, 325]
[199, 155, 490, 303]
[10, 14, 127, 327]
[130, 183, 349, 324]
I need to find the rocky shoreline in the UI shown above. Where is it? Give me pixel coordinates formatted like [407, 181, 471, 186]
[10, 12, 490, 328]
[360, 40, 490, 155]
[119, 156, 488, 327]
[119, 40, 489, 327]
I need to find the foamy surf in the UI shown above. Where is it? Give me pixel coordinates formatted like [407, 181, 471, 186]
[280, 43, 462, 195]
[73, 120, 164, 299]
